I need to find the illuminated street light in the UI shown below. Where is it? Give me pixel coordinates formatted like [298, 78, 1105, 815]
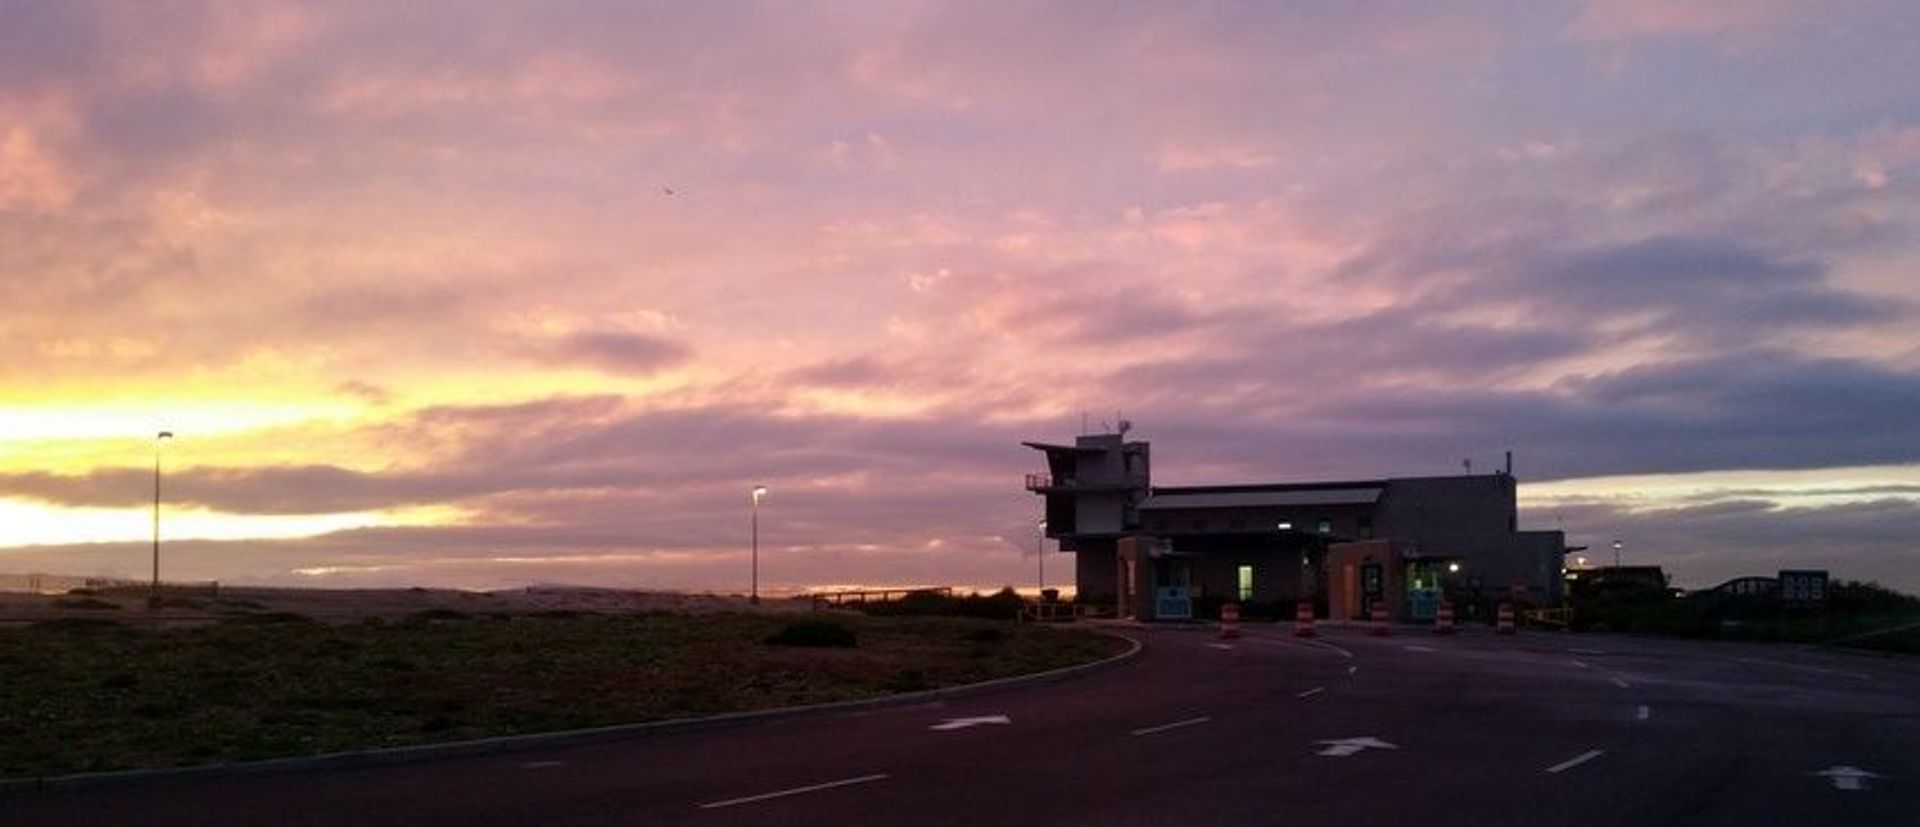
[1447, 562, 1461, 574]
[1612, 539, 1624, 569]
[750, 485, 768, 605]
[151, 430, 174, 609]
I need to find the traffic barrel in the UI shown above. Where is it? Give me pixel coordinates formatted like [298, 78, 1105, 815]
[1292, 600, 1316, 637]
[1496, 602, 1516, 635]
[1369, 611, 1392, 636]
[1434, 601, 1457, 635]
[1220, 602, 1242, 639]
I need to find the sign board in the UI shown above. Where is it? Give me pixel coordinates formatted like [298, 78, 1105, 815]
[1155, 586, 1193, 620]
[1778, 569, 1828, 607]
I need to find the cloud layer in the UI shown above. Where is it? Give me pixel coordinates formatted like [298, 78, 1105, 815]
[3, 1, 1917, 593]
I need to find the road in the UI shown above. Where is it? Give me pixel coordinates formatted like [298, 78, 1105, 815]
[5, 623, 1917, 826]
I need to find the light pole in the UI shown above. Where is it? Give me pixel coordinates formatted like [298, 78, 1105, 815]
[1037, 520, 1047, 595]
[750, 485, 768, 605]
[1612, 539, 1623, 569]
[151, 430, 174, 608]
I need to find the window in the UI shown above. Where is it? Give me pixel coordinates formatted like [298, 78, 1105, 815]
[1237, 565, 1254, 601]
[1317, 517, 1333, 534]
[1358, 515, 1373, 540]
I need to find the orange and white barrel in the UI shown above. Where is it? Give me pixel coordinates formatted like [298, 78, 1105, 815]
[1220, 602, 1242, 639]
[1292, 600, 1316, 638]
[1434, 601, 1458, 635]
[1496, 602, 1516, 635]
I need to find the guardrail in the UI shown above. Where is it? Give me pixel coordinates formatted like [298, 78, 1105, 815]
[1018, 601, 1090, 623]
[811, 587, 952, 612]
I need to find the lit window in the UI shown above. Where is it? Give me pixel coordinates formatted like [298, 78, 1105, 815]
[1317, 518, 1332, 534]
[1237, 565, 1254, 601]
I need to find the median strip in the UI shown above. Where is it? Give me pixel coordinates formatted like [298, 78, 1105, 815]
[698, 773, 889, 809]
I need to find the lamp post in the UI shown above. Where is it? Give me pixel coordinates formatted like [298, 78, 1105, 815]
[750, 485, 768, 605]
[151, 430, 174, 608]
[1612, 539, 1623, 569]
[1037, 520, 1047, 595]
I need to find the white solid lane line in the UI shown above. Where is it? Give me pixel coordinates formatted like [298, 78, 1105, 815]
[1636, 705, 1651, 721]
[1130, 716, 1213, 737]
[698, 774, 890, 809]
[1296, 686, 1326, 699]
[1545, 749, 1606, 774]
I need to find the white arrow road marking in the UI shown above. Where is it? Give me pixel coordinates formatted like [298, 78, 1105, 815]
[1130, 716, 1212, 736]
[1814, 766, 1881, 791]
[1636, 705, 1651, 722]
[1296, 686, 1326, 699]
[699, 774, 889, 809]
[1315, 737, 1398, 757]
[929, 715, 1011, 731]
[1545, 749, 1605, 774]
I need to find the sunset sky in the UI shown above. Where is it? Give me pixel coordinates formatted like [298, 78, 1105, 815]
[2, 1, 1917, 594]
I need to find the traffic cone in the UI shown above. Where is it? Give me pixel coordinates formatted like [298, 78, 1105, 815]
[1219, 602, 1242, 640]
[1434, 601, 1457, 635]
[1496, 602, 1516, 635]
[1292, 600, 1316, 637]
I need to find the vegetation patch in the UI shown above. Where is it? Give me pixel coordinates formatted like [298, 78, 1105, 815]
[764, 618, 858, 647]
[0, 612, 1125, 778]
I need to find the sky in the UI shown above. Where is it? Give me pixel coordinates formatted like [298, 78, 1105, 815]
[1, 1, 1917, 595]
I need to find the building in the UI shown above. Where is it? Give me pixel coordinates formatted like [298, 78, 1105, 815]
[1024, 431, 1568, 621]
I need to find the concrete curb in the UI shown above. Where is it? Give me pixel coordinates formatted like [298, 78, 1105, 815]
[2, 628, 1143, 793]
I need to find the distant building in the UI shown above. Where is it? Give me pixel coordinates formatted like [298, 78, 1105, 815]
[1024, 431, 1568, 621]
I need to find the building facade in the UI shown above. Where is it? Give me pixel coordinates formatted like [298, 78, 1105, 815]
[1025, 431, 1568, 621]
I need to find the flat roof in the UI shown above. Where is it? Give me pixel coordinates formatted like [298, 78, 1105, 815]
[1139, 487, 1383, 510]
[1020, 441, 1107, 452]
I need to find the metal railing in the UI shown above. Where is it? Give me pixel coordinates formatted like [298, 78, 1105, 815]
[811, 587, 952, 611]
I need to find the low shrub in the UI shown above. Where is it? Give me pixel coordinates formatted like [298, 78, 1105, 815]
[764, 619, 858, 648]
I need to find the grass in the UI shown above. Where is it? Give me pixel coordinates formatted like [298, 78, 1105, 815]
[0, 612, 1126, 778]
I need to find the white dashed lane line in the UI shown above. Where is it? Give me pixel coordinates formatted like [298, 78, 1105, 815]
[1129, 717, 1212, 737]
[698, 774, 890, 810]
[1610, 676, 1632, 689]
[1295, 686, 1326, 699]
[1544, 749, 1606, 774]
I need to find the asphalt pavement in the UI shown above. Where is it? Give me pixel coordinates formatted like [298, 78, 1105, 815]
[5, 622, 1917, 826]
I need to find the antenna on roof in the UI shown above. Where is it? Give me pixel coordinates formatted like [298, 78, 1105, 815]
[1117, 418, 1132, 437]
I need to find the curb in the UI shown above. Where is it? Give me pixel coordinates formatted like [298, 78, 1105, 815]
[2, 629, 1142, 793]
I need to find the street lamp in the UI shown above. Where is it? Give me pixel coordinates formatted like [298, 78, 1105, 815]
[1037, 520, 1047, 595]
[1612, 539, 1624, 569]
[151, 430, 174, 608]
[750, 485, 768, 605]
